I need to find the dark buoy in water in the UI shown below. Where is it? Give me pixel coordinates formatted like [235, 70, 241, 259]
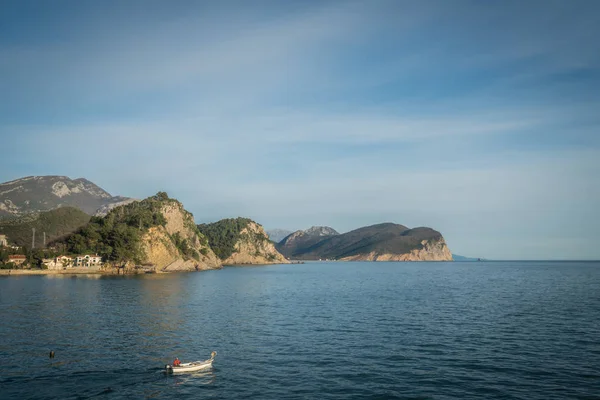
[49, 351, 55, 359]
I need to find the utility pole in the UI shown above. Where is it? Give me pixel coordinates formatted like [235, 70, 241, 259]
[43, 232, 46, 248]
[32, 228, 36, 249]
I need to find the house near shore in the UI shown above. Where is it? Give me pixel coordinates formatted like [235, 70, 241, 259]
[0, 234, 8, 247]
[42, 256, 73, 270]
[74, 255, 103, 268]
[8, 255, 26, 266]
[42, 255, 103, 269]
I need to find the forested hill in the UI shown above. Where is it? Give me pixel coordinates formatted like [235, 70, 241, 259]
[0, 207, 91, 247]
[52, 192, 220, 271]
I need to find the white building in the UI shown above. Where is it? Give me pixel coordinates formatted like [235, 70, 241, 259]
[42, 256, 73, 270]
[0, 234, 7, 247]
[74, 255, 103, 267]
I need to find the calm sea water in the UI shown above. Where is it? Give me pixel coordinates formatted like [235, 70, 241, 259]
[1, 261, 599, 399]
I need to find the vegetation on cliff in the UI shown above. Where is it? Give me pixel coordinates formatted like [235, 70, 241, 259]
[197, 218, 255, 260]
[0, 207, 91, 247]
[198, 218, 287, 264]
[53, 192, 202, 264]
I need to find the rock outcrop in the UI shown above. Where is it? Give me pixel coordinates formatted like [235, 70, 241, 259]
[222, 222, 289, 265]
[338, 237, 452, 261]
[138, 200, 220, 272]
[198, 218, 288, 265]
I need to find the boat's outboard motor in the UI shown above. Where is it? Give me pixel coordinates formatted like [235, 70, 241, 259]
[165, 364, 173, 373]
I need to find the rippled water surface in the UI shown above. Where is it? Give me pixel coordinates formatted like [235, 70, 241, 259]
[1, 261, 599, 399]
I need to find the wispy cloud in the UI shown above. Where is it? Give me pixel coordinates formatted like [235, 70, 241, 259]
[1, 0, 599, 259]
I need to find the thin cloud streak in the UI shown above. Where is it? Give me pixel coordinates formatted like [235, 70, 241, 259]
[0, 0, 599, 259]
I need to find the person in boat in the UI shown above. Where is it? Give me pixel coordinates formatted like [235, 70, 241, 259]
[173, 357, 181, 367]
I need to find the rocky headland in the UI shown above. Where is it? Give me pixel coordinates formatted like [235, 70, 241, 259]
[198, 218, 288, 265]
[276, 223, 452, 262]
[1, 176, 454, 274]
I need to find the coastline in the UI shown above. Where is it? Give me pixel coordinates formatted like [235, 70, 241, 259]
[0, 268, 119, 276]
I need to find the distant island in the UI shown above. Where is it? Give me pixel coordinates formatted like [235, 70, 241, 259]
[275, 224, 452, 261]
[1, 175, 454, 274]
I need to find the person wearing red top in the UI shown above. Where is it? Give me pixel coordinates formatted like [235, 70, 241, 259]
[173, 358, 181, 367]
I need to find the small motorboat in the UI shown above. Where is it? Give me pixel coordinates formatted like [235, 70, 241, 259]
[165, 351, 217, 373]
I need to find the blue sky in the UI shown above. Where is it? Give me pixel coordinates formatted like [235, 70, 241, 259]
[1, 0, 599, 259]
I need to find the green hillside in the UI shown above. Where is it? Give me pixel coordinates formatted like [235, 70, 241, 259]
[53, 192, 172, 264]
[0, 207, 91, 248]
[197, 217, 256, 260]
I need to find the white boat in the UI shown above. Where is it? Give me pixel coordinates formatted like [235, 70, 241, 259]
[165, 351, 217, 373]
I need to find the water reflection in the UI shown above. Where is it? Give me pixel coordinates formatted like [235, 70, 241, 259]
[170, 369, 217, 386]
[44, 273, 104, 279]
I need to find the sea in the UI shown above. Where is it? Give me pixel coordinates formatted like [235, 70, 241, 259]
[0, 261, 599, 399]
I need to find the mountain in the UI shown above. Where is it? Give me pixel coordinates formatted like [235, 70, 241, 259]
[54, 192, 220, 272]
[0, 207, 91, 247]
[276, 226, 340, 258]
[278, 223, 452, 261]
[266, 229, 294, 243]
[198, 218, 288, 265]
[0, 176, 132, 218]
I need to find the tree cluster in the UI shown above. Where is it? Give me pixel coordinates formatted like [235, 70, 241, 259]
[197, 217, 253, 260]
[54, 193, 170, 264]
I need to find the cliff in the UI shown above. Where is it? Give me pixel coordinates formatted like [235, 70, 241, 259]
[338, 236, 452, 261]
[198, 218, 289, 265]
[139, 200, 221, 272]
[57, 192, 221, 272]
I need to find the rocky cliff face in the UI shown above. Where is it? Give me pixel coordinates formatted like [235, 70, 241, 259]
[198, 218, 289, 265]
[139, 201, 221, 272]
[222, 221, 289, 265]
[338, 237, 453, 261]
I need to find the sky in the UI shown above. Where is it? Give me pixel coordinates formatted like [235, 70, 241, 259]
[1, 0, 599, 260]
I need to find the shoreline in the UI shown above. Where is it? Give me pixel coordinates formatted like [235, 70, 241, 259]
[0, 268, 120, 276]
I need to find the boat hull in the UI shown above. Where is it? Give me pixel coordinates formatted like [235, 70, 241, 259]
[168, 360, 213, 373]
[165, 351, 216, 374]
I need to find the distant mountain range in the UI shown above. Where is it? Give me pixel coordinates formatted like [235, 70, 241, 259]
[276, 226, 339, 257]
[275, 223, 452, 261]
[0, 175, 453, 263]
[0, 176, 132, 218]
[266, 229, 293, 243]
